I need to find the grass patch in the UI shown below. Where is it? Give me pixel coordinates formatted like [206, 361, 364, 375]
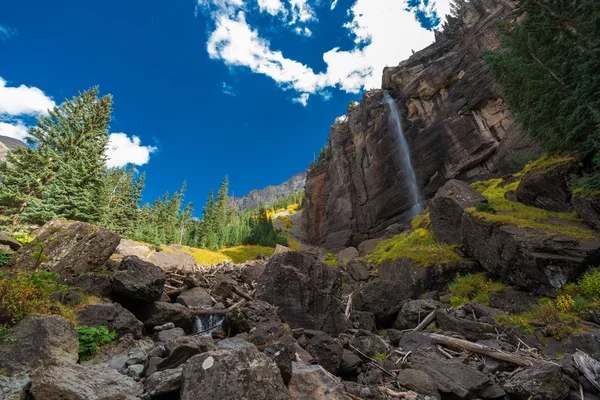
[448, 273, 507, 307]
[219, 245, 274, 264]
[324, 253, 339, 267]
[286, 237, 303, 251]
[515, 153, 574, 177]
[164, 245, 231, 265]
[374, 352, 387, 361]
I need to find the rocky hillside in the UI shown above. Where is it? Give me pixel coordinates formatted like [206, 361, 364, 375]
[231, 171, 306, 211]
[303, 0, 539, 251]
[0, 135, 28, 162]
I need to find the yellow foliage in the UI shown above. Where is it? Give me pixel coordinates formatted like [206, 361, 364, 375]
[556, 294, 575, 313]
[219, 246, 275, 264]
[286, 237, 303, 251]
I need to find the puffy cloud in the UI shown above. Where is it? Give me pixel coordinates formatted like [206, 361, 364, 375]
[330, 0, 338, 10]
[288, 0, 316, 24]
[0, 77, 55, 117]
[257, 0, 286, 16]
[105, 133, 157, 168]
[0, 121, 29, 141]
[294, 26, 312, 37]
[292, 93, 309, 106]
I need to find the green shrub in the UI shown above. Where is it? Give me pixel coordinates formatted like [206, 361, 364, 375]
[448, 273, 506, 307]
[77, 325, 117, 361]
[571, 173, 600, 198]
[475, 202, 496, 214]
[578, 268, 600, 299]
[0, 252, 12, 267]
[374, 352, 387, 361]
[324, 253, 338, 267]
[7, 233, 33, 245]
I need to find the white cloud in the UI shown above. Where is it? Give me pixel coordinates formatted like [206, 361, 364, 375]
[292, 93, 309, 106]
[294, 26, 312, 37]
[0, 77, 55, 117]
[105, 133, 157, 168]
[0, 121, 29, 141]
[0, 24, 17, 41]
[288, 0, 316, 24]
[330, 0, 339, 10]
[222, 81, 236, 96]
[257, 0, 286, 16]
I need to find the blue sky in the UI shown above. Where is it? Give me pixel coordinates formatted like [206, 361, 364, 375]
[0, 0, 449, 214]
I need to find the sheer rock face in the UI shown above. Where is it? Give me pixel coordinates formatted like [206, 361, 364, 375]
[303, 0, 539, 251]
[231, 171, 306, 211]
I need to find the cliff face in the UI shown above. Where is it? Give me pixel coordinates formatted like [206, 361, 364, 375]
[303, 0, 539, 251]
[232, 171, 306, 211]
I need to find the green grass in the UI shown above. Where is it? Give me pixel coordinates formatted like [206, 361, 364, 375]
[219, 245, 274, 264]
[324, 253, 339, 267]
[374, 352, 387, 361]
[163, 245, 231, 265]
[448, 273, 507, 307]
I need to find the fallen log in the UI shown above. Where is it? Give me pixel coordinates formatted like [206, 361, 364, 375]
[379, 387, 417, 399]
[232, 286, 253, 301]
[428, 333, 545, 367]
[574, 350, 600, 392]
[413, 309, 436, 332]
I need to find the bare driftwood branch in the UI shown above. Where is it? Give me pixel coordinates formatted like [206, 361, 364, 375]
[191, 299, 246, 315]
[413, 310, 436, 332]
[232, 286, 253, 301]
[345, 293, 353, 319]
[428, 333, 546, 367]
[349, 344, 395, 378]
[379, 387, 417, 399]
[574, 351, 600, 392]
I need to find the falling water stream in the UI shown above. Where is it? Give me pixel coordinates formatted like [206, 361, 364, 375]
[383, 90, 423, 218]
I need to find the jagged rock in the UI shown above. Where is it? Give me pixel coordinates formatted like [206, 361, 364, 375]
[488, 289, 538, 314]
[350, 311, 377, 332]
[147, 245, 199, 270]
[222, 300, 280, 335]
[343, 382, 381, 399]
[216, 337, 256, 351]
[338, 247, 359, 263]
[396, 368, 440, 398]
[503, 364, 569, 400]
[572, 332, 600, 361]
[461, 212, 600, 295]
[181, 347, 291, 400]
[348, 331, 389, 358]
[155, 327, 185, 345]
[264, 340, 294, 384]
[386, 329, 404, 347]
[341, 349, 362, 374]
[29, 363, 142, 400]
[145, 367, 182, 399]
[136, 301, 195, 332]
[255, 252, 347, 335]
[211, 274, 237, 299]
[516, 165, 573, 212]
[64, 273, 113, 298]
[398, 331, 434, 352]
[157, 344, 202, 371]
[86, 334, 154, 371]
[232, 171, 306, 211]
[394, 299, 441, 330]
[288, 362, 347, 400]
[154, 322, 175, 332]
[301, 330, 343, 375]
[0, 315, 78, 374]
[353, 280, 409, 326]
[112, 256, 165, 305]
[430, 179, 487, 244]
[573, 194, 600, 230]
[7, 220, 120, 275]
[303, 0, 539, 250]
[274, 244, 291, 254]
[435, 309, 496, 341]
[77, 303, 143, 339]
[240, 261, 266, 284]
[345, 259, 370, 281]
[0, 234, 20, 251]
[176, 287, 213, 308]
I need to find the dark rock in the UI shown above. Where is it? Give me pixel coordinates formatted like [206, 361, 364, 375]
[359, 368, 383, 386]
[162, 335, 216, 356]
[136, 301, 195, 332]
[176, 287, 213, 308]
[340, 349, 362, 374]
[77, 302, 143, 339]
[516, 165, 573, 212]
[573, 194, 600, 230]
[348, 331, 389, 358]
[29, 363, 142, 400]
[288, 362, 347, 399]
[155, 327, 185, 345]
[64, 272, 113, 298]
[156, 344, 202, 371]
[0, 315, 78, 374]
[222, 300, 280, 335]
[125, 364, 144, 379]
[264, 340, 294, 384]
[145, 367, 182, 399]
[461, 211, 600, 295]
[503, 364, 569, 400]
[386, 329, 404, 346]
[338, 247, 359, 263]
[7, 220, 120, 275]
[232, 172, 306, 211]
[85, 334, 154, 371]
[211, 274, 237, 299]
[353, 280, 409, 326]
[112, 256, 165, 305]
[398, 331, 434, 352]
[394, 299, 441, 330]
[0, 233, 21, 251]
[144, 356, 162, 378]
[396, 368, 440, 397]
[216, 337, 256, 351]
[488, 289, 538, 314]
[430, 179, 487, 244]
[350, 311, 377, 332]
[572, 332, 600, 361]
[181, 347, 291, 400]
[345, 259, 371, 281]
[255, 252, 347, 335]
[357, 239, 381, 257]
[302, 330, 343, 375]
[435, 309, 496, 341]
[153, 322, 175, 332]
[240, 261, 266, 284]
[343, 382, 380, 399]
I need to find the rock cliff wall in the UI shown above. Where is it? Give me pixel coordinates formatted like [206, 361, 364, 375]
[303, 0, 539, 251]
[232, 171, 306, 211]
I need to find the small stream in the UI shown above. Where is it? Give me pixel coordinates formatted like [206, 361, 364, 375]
[192, 314, 224, 336]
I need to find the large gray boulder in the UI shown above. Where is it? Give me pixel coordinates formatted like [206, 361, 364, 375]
[7, 220, 120, 275]
[288, 362, 347, 400]
[394, 299, 441, 330]
[77, 303, 143, 339]
[300, 330, 343, 375]
[145, 367, 182, 399]
[0, 233, 21, 251]
[573, 193, 600, 230]
[136, 301, 195, 332]
[0, 315, 79, 374]
[181, 347, 291, 400]
[29, 363, 142, 400]
[502, 364, 569, 400]
[176, 287, 213, 308]
[353, 280, 410, 326]
[430, 179, 487, 244]
[112, 256, 165, 305]
[255, 252, 347, 335]
[516, 165, 572, 212]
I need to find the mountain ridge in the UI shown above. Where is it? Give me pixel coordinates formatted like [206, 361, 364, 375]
[231, 171, 306, 211]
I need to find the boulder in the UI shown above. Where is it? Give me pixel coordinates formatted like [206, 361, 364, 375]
[0, 315, 78, 374]
[155, 327, 185, 345]
[0, 372, 30, 399]
[112, 256, 165, 305]
[503, 364, 569, 400]
[396, 368, 440, 398]
[573, 194, 600, 230]
[156, 344, 203, 371]
[176, 287, 213, 308]
[345, 259, 370, 281]
[516, 165, 573, 212]
[348, 331, 389, 358]
[240, 261, 266, 284]
[349, 311, 377, 332]
[86, 334, 154, 371]
[430, 179, 487, 244]
[488, 289, 538, 314]
[394, 299, 441, 330]
[255, 252, 347, 335]
[571, 332, 600, 363]
[353, 280, 409, 326]
[77, 303, 143, 339]
[7, 220, 120, 275]
[136, 301, 195, 332]
[274, 244, 291, 254]
[461, 212, 600, 295]
[337, 247, 359, 263]
[264, 340, 294, 384]
[145, 367, 182, 399]
[357, 239, 381, 257]
[222, 300, 280, 335]
[435, 309, 496, 341]
[64, 273, 113, 298]
[301, 330, 343, 375]
[29, 363, 142, 400]
[0, 234, 20, 251]
[181, 347, 291, 400]
[340, 349, 362, 374]
[288, 362, 347, 400]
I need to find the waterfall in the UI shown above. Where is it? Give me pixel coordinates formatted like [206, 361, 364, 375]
[193, 314, 224, 336]
[383, 90, 422, 218]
